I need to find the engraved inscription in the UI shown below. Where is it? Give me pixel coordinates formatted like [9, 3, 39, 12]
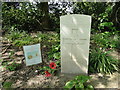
[72, 28, 78, 30]
[62, 38, 87, 44]
[79, 39, 87, 40]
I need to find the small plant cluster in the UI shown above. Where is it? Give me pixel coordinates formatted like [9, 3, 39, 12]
[6, 30, 40, 48]
[64, 75, 94, 90]
[2, 61, 21, 71]
[38, 61, 60, 77]
[89, 48, 118, 74]
[47, 44, 60, 60]
[6, 30, 60, 49]
[2, 81, 13, 88]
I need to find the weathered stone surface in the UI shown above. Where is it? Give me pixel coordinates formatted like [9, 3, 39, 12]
[60, 14, 91, 74]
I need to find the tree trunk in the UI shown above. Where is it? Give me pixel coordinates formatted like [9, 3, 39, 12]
[111, 2, 120, 28]
[37, 2, 50, 31]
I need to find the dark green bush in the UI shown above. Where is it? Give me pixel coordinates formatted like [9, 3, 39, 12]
[91, 31, 119, 50]
[47, 44, 60, 60]
[2, 2, 43, 32]
[89, 48, 118, 74]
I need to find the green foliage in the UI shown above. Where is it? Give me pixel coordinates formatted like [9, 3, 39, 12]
[39, 66, 56, 75]
[9, 51, 14, 57]
[39, 61, 60, 75]
[47, 44, 60, 60]
[36, 32, 60, 61]
[6, 62, 21, 71]
[115, 33, 120, 50]
[56, 60, 61, 67]
[3, 81, 12, 88]
[6, 30, 26, 42]
[73, 2, 118, 33]
[89, 48, 118, 74]
[2, 2, 119, 33]
[6, 31, 61, 62]
[64, 75, 94, 90]
[2, 2, 43, 32]
[90, 31, 119, 74]
[2, 61, 8, 67]
[6, 30, 40, 47]
[38, 61, 60, 76]
[12, 36, 39, 47]
[99, 22, 113, 27]
[91, 31, 119, 49]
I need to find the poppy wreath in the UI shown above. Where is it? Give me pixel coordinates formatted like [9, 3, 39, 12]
[44, 62, 57, 77]
[44, 71, 51, 77]
[49, 62, 56, 69]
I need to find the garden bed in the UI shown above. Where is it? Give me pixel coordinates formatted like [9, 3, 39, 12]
[1, 32, 119, 89]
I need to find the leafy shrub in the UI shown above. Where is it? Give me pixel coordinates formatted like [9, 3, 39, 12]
[2, 2, 43, 32]
[47, 44, 60, 60]
[36, 33, 50, 42]
[89, 48, 118, 74]
[12, 35, 39, 47]
[36, 32, 60, 44]
[64, 75, 94, 89]
[3, 81, 12, 88]
[6, 30, 41, 47]
[36, 32, 60, 61]
[91, 31, 119, 49]
[55, 60, 61, 68]
[6, 30, 26, 42]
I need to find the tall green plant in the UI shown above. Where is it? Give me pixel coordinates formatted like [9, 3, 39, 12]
[89, 48, 118, 74]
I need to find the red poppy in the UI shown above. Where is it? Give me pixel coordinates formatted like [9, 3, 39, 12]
[44, 71, 51, 77]
[49, 62, 56, 69]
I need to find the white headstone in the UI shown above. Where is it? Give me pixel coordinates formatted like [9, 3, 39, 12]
[23, 43, 42, 66]
[60, 14, 91, 74]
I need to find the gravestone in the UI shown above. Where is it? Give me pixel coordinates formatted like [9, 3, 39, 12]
[60, 14, 91, 74]
[23, 43, 42, 66]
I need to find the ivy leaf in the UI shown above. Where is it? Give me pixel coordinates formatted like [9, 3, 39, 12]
[75, 75, 91, 83]
[64, 80, 75, 89]
[53, 52, 60, 59]
[86, 85, 94, 90]
[75, 83, 84, 89]
[100, 22, 113, 27]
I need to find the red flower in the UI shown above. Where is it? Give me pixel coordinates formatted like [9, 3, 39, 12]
[45, 71, 51, 77]
[49, 62, 56, 69]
